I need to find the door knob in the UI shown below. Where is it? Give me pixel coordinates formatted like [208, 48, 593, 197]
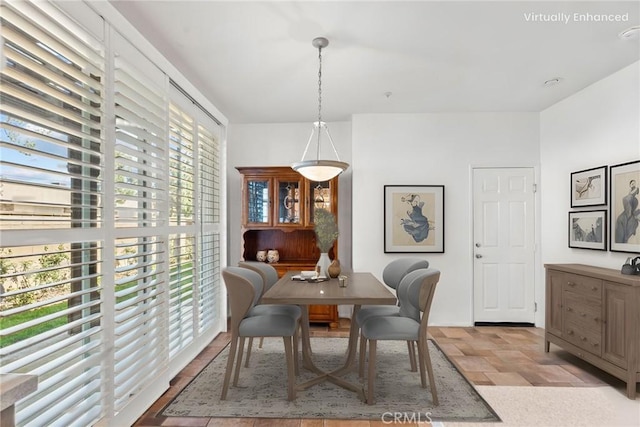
[475, 243, 481, 247]
[475, 254, 483, 259]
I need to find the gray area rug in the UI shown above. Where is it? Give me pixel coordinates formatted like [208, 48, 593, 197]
[162, 338, 500, 422]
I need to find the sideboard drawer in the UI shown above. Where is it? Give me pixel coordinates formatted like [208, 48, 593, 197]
[563, 317, 602, 356]
[563, 291, 601, 325]
[563, 273, 602, 298]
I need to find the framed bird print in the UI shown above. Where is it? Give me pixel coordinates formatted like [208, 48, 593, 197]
[384, 185, 445, 253]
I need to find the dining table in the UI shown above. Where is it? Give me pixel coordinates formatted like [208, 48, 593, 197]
[261, 271, 396, 400]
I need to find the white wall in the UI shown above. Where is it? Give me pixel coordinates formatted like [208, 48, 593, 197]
[351, 113, 540, 326]
[226, 121, 353, 271]
[540, 61, 640, 270]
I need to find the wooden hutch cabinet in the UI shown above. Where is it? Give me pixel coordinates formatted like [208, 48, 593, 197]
[237, 166, 339, 327]
[545, 264, 640, 399]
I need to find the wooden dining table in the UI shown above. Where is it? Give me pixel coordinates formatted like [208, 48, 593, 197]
[261, 271, 396, 400]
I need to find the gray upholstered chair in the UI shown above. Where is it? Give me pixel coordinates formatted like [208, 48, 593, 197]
[221, 267, 300, 401]
[355, 258, 429, 372]
[359, 268, 440, 405]
[238, 261, 302, 366]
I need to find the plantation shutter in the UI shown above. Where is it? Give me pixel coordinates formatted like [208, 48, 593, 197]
[0, 1, 103, 230]
[111, 31, 169, 413]
[197, 124, 221, 331]
[0, 1, 226, 425]
[114, 47, 167, 228]
[167, 103, 196, 356]
[0, 1, 105, 426]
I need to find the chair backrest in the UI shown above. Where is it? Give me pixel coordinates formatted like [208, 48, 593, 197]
[222, 267, 264, 331]
[396, 268, 441, 324]
[382, 258, 430, 290]
[238, 261, 279, 294]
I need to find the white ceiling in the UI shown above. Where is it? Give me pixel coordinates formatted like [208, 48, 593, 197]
[109, 1, 640, 124]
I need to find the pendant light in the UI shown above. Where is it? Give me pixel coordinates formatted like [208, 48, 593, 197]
[291, 37, 349, 182]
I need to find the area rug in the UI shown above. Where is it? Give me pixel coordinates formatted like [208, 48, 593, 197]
[162, 338, 500, 422]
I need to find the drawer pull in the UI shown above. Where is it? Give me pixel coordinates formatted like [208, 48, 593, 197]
[580, 312, 586, 317]
[591, 286, 598, 291]
[581, 336, 587, 341]
[567, 329, 574, 335]
[567, 282, 576, 287]
[566, 307, 573, 312]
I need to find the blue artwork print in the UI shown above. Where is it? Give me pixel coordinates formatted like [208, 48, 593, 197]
[400, 194, 430, 243]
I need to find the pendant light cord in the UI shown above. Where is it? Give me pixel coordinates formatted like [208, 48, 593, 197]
[316, 44, 323, 160]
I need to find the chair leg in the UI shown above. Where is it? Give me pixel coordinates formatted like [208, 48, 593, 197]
[293, 324, 300, 376]
[245, 337, 254, 368]
[407, 340, 417, 372]
[358, 332, 367, 378]
[417, 340, 427, 387]
[259, 337, 265, 348]
[366, 339, 377, 405]
[221, 336, 238, 400]
[233, 336, 246, 386]
[283, 336, 296, 401]
[418, 337, 439, 406]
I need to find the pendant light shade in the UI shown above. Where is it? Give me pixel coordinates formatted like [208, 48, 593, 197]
[292, 37, 349, 181]
[292, 159, 349, 182]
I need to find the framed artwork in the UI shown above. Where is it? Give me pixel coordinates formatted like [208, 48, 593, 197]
[610, 160, 640, 253]
[384, 185, 444, 253]
[568, 210, 607, 250]
[570, 165, 607, 207]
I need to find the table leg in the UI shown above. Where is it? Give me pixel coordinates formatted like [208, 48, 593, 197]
[295, 304, 366, 401]
[330, 304, 361, 376]
[299, 305, 322, 374]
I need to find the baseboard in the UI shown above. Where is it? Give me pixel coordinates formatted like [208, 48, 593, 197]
[474, 322, 535, 327]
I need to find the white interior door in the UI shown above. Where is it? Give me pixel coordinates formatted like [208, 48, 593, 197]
[473, 167, 535, 323]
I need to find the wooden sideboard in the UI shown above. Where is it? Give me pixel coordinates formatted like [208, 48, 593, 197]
[236, 166, 339, 327]
[545, 263, 640, 399]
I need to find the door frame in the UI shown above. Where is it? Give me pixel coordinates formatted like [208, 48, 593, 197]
[469, 164, 543, 327]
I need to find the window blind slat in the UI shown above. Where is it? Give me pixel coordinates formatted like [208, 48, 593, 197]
[1, 6, 103, 82]
[1, 84, 101, 132]
[114, 307, 161, 335]
[115, 103, 165, 138]
[6, 0, 104, 66]
[1, 39, 101, 103]
[114, 82, 164, 126]
[114, 59, 164, 110]
[0, 122, 100, 158]
[1, 65, 102, 116]
[1, 324, 101, 371]
[0, 142, 99, 174]
[0, 103, 102, 144]
[116, 131, 165, 160]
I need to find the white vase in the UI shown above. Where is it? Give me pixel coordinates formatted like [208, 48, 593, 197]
[316, 252, 331, 277]
[267, 249, 279, 263]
